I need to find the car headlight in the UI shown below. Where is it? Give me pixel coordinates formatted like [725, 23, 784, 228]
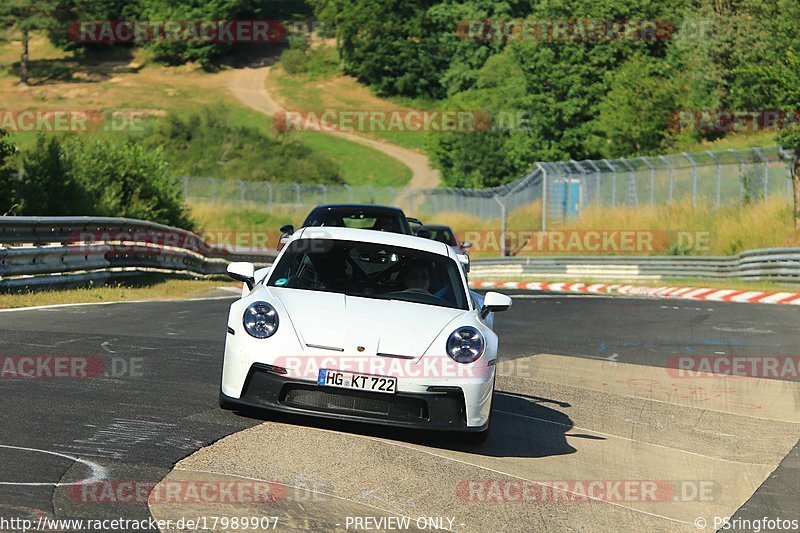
[243, 302, 279, 339]
[446, 326, 485, 363]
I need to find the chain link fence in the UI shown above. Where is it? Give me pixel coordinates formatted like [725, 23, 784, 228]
[183, 145, 794, 239]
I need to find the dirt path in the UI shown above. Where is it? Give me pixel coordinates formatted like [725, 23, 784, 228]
[226, 67, 441, 189]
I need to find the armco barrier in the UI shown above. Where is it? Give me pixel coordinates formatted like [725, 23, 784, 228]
[469, 249, 800, 283]
[0, 216, 276, 289]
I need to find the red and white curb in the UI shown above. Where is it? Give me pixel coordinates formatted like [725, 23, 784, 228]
[469, 280, 800, 306]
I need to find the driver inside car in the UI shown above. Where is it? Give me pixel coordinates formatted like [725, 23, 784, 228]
[403, 261, 431, 291]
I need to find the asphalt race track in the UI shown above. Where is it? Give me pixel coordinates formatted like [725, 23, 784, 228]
[1, 289, 798, 532]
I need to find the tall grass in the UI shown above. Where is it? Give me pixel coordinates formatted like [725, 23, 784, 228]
[190, 197, 799, 257]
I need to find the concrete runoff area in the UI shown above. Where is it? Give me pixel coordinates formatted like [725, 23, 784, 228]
[149, 354, 800, 532]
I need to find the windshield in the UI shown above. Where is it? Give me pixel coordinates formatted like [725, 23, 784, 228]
[303, 209, 410, 234]
[430, 228, 457, 246]
[267, 239, 468, 310]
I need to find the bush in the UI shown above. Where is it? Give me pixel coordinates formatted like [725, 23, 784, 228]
[147, 105, 343, 184]
[280, 45, 340, 78]
[62, 135, 194, 229]
[2, 133, 194, 229]
[16, 136, 90, 216]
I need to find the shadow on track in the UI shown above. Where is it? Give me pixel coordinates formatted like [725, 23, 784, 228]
[227, 388, 580, 459]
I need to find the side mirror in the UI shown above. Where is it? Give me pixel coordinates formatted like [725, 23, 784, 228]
[416, 228, 433, 239]
[280, 224, 294, 235]
[462, 241, 472, 249]
[480, 291, 512, 319]
[227, 262, 255, 290]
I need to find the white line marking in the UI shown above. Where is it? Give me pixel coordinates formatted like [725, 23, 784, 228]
[0, 294, 238, 313]
[0, 444, 107, 487]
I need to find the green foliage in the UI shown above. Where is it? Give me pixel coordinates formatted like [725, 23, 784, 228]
[2, 133, 194, 228]
[15, 135, 89, 215]
[280, 44, 339, 77]
[591, 54, 678, 157]
[62, 135, 194, 227]
[0, 130, 18, 214]
[145, 105, 343, 184]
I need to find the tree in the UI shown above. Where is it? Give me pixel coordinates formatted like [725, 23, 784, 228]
[592, 54, 678, 157]
[0, 129, 19, 214]
[0, 0, 60, 85]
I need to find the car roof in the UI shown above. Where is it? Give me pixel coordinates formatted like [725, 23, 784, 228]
[423, 224, 453, 231]
[295, 226, 453, 256]
[309, 204, 406, 214]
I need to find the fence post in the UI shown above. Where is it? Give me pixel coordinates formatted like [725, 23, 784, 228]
[540, 164, 548, 231]
[753, 147, 768, 200]
[182, 176, 189, 201]
[602, 159, 616, 207]
[658, 156, 673, 203]
[682, 152, 697, 206]
[493, 195, 507, 257]
[640, 157, 654, 205]
[294, 183, 301, 205]
[729, 149, 746, 203]
[706, 150, 721, 207]
[239, 180, 246, 204]
[619, 157, 637, 206]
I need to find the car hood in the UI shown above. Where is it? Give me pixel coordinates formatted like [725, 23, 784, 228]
[268, 287, 466, 359]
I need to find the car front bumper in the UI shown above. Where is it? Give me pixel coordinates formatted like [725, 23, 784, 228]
[220, 363, 489, 432]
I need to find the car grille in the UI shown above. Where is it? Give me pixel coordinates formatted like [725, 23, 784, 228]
[280, 384, 428, 421]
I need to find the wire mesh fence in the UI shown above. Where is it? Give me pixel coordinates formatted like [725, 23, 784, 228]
[183, 145, 794, 233]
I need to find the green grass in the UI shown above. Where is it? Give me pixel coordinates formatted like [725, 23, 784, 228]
[224, 104, 411, 186]
[292, 132, 412, 186]
[267, 66, 430, 154]
[0, 275, 229, 309]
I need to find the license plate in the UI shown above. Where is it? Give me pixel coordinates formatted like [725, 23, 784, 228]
[317, 369, 397, 394]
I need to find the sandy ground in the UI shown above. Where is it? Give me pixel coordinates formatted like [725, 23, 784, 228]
[149, 353, 800, 532]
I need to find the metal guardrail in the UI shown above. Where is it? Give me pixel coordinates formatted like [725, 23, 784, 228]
[0, 217, 276, 289]
[469, 248, 800, 283]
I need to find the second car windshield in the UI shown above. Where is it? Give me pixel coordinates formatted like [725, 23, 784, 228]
[267, 239, 468, 310]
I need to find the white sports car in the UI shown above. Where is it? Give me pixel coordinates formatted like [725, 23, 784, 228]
[220, 226, 511, 441]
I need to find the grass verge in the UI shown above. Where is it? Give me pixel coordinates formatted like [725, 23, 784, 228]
[0, 275, 233, 310]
